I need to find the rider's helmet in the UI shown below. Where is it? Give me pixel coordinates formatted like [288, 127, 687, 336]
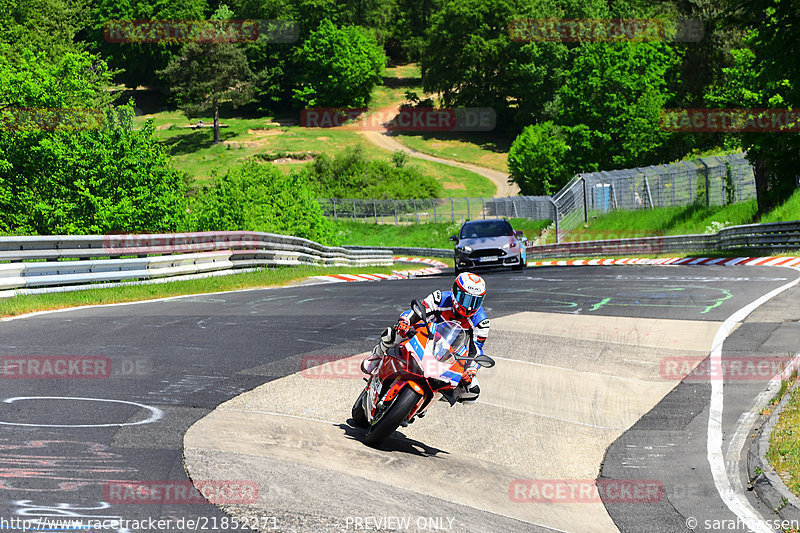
[452, 272, 486, 318]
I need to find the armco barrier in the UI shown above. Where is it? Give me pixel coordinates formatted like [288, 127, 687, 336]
[343, 245, 452, 258]
[0, 232, 392, 291]
[526, 220, 800, 259]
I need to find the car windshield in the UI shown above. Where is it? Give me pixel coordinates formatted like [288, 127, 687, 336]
[460, 220, 513, 239]
[430, 320, 468, 363]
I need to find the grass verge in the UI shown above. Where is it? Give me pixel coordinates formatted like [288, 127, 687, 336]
[394, 132, 510, 173]
[0, 265, 411, 318]
[767, 372, 800, 498]
[336, 218, 551, 248]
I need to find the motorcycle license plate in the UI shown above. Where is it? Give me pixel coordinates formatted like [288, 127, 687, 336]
[479, 256, 498, 262]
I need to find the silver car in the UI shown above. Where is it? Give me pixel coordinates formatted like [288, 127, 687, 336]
[450, 219, 527, 274]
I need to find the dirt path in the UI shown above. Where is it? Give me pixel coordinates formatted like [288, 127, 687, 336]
[359, 129, 520, 197]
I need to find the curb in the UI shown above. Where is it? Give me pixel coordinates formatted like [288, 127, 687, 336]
[527, 256, 800, 268]
[747, 381, 800, 522]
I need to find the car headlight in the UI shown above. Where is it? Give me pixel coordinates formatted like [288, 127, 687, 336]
[458, 245, 472, 252]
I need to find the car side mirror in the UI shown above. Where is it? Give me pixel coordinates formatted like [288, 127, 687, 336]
[449, 234, 458, 242]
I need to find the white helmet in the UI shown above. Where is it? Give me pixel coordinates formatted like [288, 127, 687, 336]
[452, 272, 486, 317]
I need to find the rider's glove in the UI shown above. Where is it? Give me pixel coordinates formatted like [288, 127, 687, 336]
[461, 368, 477, 386]
[395, 318, 411, 338]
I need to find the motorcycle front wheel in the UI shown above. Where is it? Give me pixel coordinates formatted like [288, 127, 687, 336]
[364, 387, 421, 447]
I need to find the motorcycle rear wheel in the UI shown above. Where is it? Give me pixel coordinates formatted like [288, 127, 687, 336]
[351, 388, 369, 428]
[364, 387, 421, 447]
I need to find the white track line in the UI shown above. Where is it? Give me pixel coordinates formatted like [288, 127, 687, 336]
[707, 265, 800, 533]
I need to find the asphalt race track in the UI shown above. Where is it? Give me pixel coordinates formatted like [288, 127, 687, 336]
[0, 264, 798, 532]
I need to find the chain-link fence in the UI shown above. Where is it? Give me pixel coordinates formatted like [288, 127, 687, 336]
[317, 153, 757, 235]
[316, 197, 538, 224]
[550, 153, 755, 239]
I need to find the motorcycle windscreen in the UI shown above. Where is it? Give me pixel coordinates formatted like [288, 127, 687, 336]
[430, 320, 468, 363]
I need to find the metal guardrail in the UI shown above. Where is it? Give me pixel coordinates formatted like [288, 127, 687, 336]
[343, 245, 452, 258]
[526, 221, 800, 259]
[0, 231, 393, 292]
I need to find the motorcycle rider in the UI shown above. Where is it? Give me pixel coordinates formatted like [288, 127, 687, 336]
[361, 272, 490, 404]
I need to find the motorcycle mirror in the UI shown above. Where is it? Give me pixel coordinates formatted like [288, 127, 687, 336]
[473, 355, 496, 368]
[410, 299, 427, 320]
[410, 299, 432, 338]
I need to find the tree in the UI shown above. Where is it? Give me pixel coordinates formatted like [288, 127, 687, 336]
[508, 122, 572, 195]
[292, 19, 385, 108]
[555, 41, 683, 171]
[0, 47, 186, 234]
[158, 6, 255, 143]
[706, 0, 800, 213]
[90, 0, 209, 89]
[186, 161, 338, 244]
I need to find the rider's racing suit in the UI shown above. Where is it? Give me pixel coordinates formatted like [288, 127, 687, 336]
[363, 289, 490, 403]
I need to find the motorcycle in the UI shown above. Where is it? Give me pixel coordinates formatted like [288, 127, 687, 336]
[351, 300, 495, 447]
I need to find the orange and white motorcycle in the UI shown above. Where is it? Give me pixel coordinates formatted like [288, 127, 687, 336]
[351, 300, 495, 447]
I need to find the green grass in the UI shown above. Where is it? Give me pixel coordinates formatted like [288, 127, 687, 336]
[760, 189, 800, 224]
[335, 218, 551, 248]
[561, 188, 800, 244]
[394, 133, 510, 173]
[0, 265, 406, 318]
[558, 200, 760, 242]
[767, 378, 800, 498]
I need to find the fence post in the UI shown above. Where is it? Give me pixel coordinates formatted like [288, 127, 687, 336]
[549, 198, 559, 243]
[373, 200, 377, 224]
[413, 199, 418, 222]
[393, 200, 398, 225]
[466, 197, 470, 219]
[643, 176, 654, 209]
[581, 176, 588, 222]
[700, 159, 710, 207]
[433, 200, 437, 223]
[333, 198, 337, 220]
[352, 199, 356, 220]
[450, 198, 454, 222]
[481, 198, 486, 219]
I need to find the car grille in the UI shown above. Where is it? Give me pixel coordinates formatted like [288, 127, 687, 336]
[469, 248, 505, 258]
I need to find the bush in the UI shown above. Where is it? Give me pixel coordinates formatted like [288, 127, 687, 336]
[0, 106, 187, 234]
[303, 146, 443, 200]
[186, 161, 338, 245]
[508, 122, 572, 196]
